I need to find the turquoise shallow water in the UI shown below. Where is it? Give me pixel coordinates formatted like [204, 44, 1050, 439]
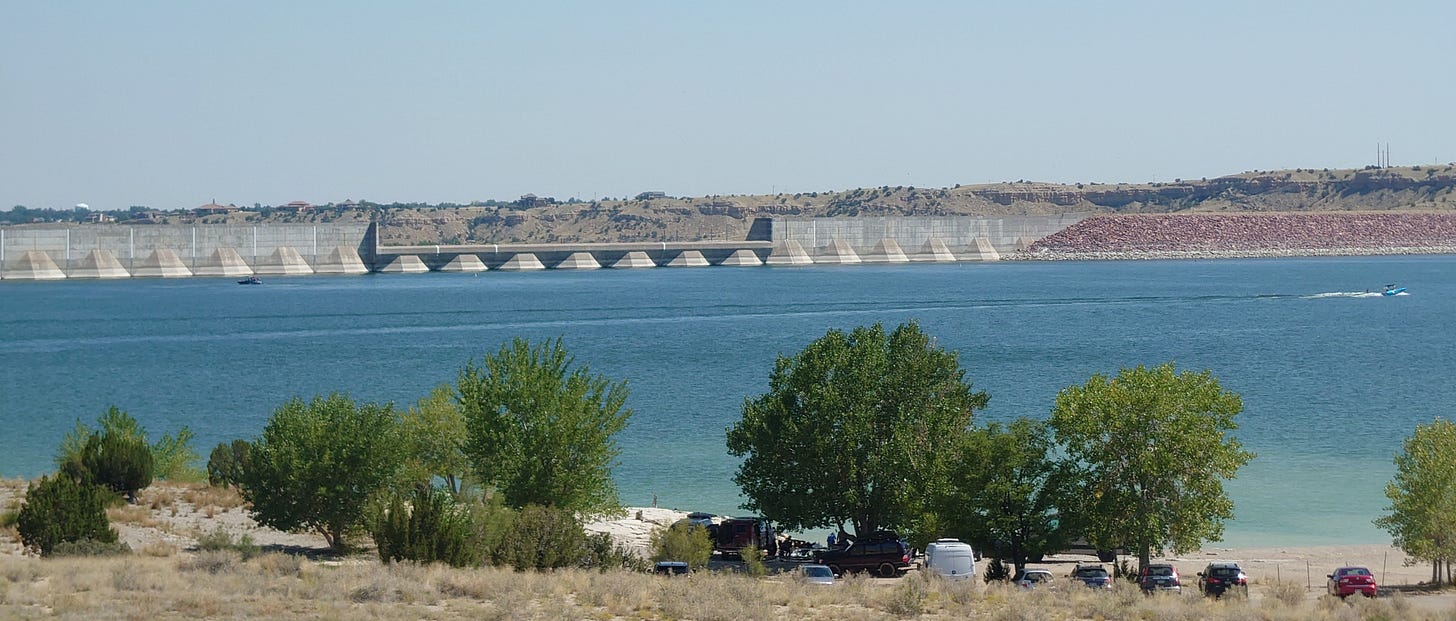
[2, 256, 1452, 547]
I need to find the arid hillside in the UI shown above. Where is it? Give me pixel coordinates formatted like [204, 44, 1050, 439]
[115, 164, 1456, 246]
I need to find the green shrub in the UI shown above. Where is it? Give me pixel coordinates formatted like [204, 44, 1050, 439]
[81, 430, 154, 501]
[582, 531, 647, 573]
[206, 440, 252, 488]
[151, 426, 202, 482]
[741, 543, 767, 577]
[982, 557, 1009, 582]
[371, 485, 484, 568]
[1115, 558, 1136, 582]
[195, 526, 259, 560]
[57, 407, 150, 493]
[492, 504, 587, 571]
[16, 475, 118, 556]
[55, 420, 95, 471]
[648, 521, 712, 570]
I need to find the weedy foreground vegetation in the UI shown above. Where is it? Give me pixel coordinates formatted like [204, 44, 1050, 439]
[0, 551, 1450, 621]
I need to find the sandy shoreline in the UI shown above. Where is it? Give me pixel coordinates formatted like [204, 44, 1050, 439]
[585, 507, 1433, 586]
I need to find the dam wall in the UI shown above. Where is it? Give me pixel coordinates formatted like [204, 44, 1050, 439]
[770, 214, 1093, 257]
[0, 224, 371, 280]
[0, 215, 1087, 280]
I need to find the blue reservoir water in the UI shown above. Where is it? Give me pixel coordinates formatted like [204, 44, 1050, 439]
[2, 257, 1451, 547]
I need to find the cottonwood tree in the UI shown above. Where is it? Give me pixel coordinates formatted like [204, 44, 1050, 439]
[400, 383, 470, 495]
[457, 337, 631, 515]
[940, 418, 1072, 573]
[1048, 362, 1253, 573]
[727, 321, 988, 540]
[1375, 418, 1456, 584]
[240, 393, 405, 552]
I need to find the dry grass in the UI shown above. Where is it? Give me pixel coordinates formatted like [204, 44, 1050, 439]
[0, 482, 1451, 621]
[108, 502, 163, 528]
[140, 540, 179, 557]
[176, 483, 246, 513]
[4, 552, 1453, 620]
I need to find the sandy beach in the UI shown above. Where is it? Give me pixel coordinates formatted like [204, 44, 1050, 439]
[580, 506, 1433, 588]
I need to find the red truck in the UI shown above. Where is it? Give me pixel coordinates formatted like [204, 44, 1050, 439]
[713, 516, 776, 558]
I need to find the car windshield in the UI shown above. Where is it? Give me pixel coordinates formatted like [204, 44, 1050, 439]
[1147, 567, 1173, 576]
[804, 567, 832, 578]
[1025, 573, 1048, 582]
[1076, 567, 1108, 578]
[1210, 567, 1242, 578]
[1339, 568, 1371, 576]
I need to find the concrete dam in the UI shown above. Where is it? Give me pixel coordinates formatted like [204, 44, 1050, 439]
[0, 214, 1088, 280]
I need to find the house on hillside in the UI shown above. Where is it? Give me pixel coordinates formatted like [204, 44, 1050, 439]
[194, 202, 239, 216]
[635, 191, 667, 200]
[277, 201, 313, 212]
[516, 194, 556, 208]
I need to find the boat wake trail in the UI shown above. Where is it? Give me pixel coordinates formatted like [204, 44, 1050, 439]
[1303, 291, 1387, 299]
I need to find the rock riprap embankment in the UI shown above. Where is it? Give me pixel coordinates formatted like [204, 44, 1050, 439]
[1025, 212, 1456, 259]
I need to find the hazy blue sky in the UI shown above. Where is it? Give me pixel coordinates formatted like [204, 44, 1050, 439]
[4, 1, 1453, 210]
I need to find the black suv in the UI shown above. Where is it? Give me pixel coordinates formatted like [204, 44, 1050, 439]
[1197, 562, 1247, 597]
[812, 533, 911, 577]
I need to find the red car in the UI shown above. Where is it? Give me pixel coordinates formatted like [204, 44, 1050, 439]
[1327, 566, 1377, 598]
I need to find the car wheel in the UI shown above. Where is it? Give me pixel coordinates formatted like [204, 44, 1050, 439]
[877, 563, 897, 578]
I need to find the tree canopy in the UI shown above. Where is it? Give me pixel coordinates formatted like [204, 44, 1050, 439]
[726, 321, 988, 539]
[400, 383, 470, 495]
[239, 393, 406, 552]
[1375, 417, 1456, 584]
[457, 337, 632, 515]
[939, 418, 1072, 569]
[1048, 362, 1253, 571]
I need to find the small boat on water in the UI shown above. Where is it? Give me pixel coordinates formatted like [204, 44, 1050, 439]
[238, 276, 262, 285]
[1382, 284, 1406, 296]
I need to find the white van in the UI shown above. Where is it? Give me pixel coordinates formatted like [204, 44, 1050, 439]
[923, 539, 975, 580]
